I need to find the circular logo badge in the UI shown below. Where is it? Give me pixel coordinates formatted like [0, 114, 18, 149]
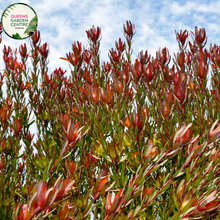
[1, 3, 38, 40]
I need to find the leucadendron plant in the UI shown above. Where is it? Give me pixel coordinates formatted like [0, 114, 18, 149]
[0, 20, 219, 219]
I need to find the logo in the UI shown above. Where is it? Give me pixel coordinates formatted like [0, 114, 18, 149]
[1, 3, 38, 40]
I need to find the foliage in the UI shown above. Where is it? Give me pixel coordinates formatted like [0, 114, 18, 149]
[0, 20, 220, 219]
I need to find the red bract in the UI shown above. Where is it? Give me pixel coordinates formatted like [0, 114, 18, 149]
[126, 87, 134, 101]
[15, 178, 76, 220]
[4, 56, 25, 75]
[210, 44, 220, 68]
[114, 78, 126, 95]
[128, 108, 144, 131]
[40, 71, 50, 87]
[208, 120, 220, 142]
[82, 82, 101, 102]
[172, 71, 187, 85]
[53, 67, 67, 78]
[186, 52, 192, 65]
[60, 41, 82, 66]
[123, 20, 135, 38]
[159, 95, 173, 120]
[58, 88, 66, 103]
[30, 30, 40, 45]
[138, 50, 151, 64]
[197, 192, 220, 212]
[174, 123, 193, 145]
[83, 69, 93, 84]
[53, 176, 76, 200]
[173, 82, 188, 104]
[120, 116, 131, 128]
[93, 170, 109, 201]
[19, 81, 32, 91]
[7, 57, 17, 71]
[13, 118, 22, 137]
[59, 203, 71, 220]
[32, 180, 53, 209]
[211, 148, 220, 162]
[156, 47, 170, 66]
[109, 48, 121, 63]
[26, 131, 34, 142]
[120, 60, 130, 83]
[16, 204, 32, 220]
[152, 57, 159, 70]
[103, 61, 111, 73]
[161, 66, 172, 83]
[101, 85, 113, 105]
[145, 147, 158, 159]
[210, 43, 220, 55]
[105, 189, 124, 218]
[184, 190, 220, 218]
[174, 51, 188, 68]
[83, 152, 95, 169]
[60, 113, 84, 145]
[91, 87, 100, 103]
[0, 106, 10, 123]
[193, 49, 210, 79]
[131, 59, 145, 82]
[15, 62, 25, 75]
[195, 48, 210, 62]
[39, 42, 49, 58]
[60, 52, 80, 66]
[145, 62, 155, 82]
[193, 26, 207, 48]
[17, 162, 25, 173]
[72, 41, 82, 55]
[115, 38, 125, 52]
[85, 151, 98, 163]
[189, 41, 198, 54]
[3, 45, 11, 57]
[86, 25, 101, 44]
[83, 49, 91, 64]
[175, 29, 189, 48]
[186, 136, 201, 165]
[65, 160, 75, 176]
[19, 43, 28, 59]
[72, 41, 82, 64]
[193, 60, 209, 79]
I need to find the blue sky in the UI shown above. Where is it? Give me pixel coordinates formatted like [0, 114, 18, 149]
[0, 0, 219, 146]
[1, 0, 220, 75]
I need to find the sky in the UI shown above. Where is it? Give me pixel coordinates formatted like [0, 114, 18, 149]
[0, 0, 219, 149]
[1, 0, 220, 75]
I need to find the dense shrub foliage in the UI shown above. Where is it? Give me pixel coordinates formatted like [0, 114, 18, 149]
[0, 21, 220, 219]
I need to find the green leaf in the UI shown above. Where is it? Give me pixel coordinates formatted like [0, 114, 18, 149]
[133, 205, 141, 217]
[24, 14, 38, 34]
[84, 200, 94, 217]
[43, 160, 52, 182]
[182, 206, 196, 216]
[12, 33, 22, 39]
[173, 192, 179, 210]
[160, 180, 172, 195]
[126, 187, 133, 202]
[104, 154, 112, 162]
[119, 154, 128, 163]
